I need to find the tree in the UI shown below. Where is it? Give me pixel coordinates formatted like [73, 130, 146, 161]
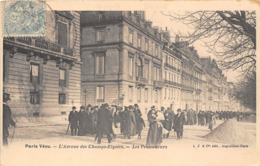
[162, 11, 256, 75]
[233, 71, 256, 112]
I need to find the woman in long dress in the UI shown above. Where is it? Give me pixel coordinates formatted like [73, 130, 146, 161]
[146, 111, 163, 146]
[112, 108, 122, 138]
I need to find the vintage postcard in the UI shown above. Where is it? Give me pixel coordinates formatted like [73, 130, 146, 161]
[0, 1, 259, 166]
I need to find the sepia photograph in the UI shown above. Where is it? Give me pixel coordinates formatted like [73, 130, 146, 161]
[0, 1, 259, 166]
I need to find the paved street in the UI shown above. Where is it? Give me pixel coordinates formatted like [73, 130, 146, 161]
[5, 119, 255, 149]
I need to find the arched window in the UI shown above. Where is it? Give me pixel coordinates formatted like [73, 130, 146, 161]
[137, 57, 143, 77]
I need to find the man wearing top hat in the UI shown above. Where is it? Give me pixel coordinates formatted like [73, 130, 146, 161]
[68, 106, 79, 136]
[97, 103, 112, 144]
[78, 106, 87, 136]
[3, 93, 16, 146]
[174, 109, 185, 139]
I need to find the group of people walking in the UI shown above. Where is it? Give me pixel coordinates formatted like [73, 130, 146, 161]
[68, 104, 246, 146]
[68, 104, 190, 146]
[68, 104, 146, 144]
[2, 91, 244, 147]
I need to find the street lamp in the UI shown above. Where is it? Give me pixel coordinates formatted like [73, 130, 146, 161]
[120, 93, 125, 107]
[83, 89, 87, 110]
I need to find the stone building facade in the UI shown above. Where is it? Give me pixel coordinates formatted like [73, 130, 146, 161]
[161, 34, 182, 112]
[201, 57, 232, 111]
[3, 11, 81, 121]
[80, 11, 242, 116]
[81, 11, 164, 115]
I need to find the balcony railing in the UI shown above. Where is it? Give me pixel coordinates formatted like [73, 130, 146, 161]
[136, 76, 147, 88]
[181, 84, 194, 91]
[164, 47, 182, 59]
[164, 80, 183, 88]
[4, 37, 74, 56]
[195, 89, 202, 95]
[153, 80, 164, 90]
[165, 63, 177, 71]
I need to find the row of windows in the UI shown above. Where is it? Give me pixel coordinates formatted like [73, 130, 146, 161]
[165, 71, 180, 83]
[30, 92, 66, 105]
[164, 88, 180, 101]
[3, 59, 67, 87]
[165, 55, 181, 70]
[182, 92, 193, 101]
[128, 53, 161, 81]
[128, 86, 159, 103]
[29, 63, 67, 87]
[129, 28, 159, 57]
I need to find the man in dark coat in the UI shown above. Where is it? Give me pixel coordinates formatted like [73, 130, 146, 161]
[163, 108, 174, 138]
[3, 93, 16, 146]
[69, 106, 79, 136]
[78, 106, 87, 136]
[147, 106, 156, 127]
[97, 104, 112, 144]
[174, 109, 185, 139]
[92, 106, 99, 135]
[120, 107, 128, 137]
[134, 105, 145, 139]
[85, 105, 93, 134]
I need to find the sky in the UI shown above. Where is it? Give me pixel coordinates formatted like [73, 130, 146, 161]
[145, 11, 240, 83]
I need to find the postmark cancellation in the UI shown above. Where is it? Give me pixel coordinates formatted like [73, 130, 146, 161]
[4, 1, 46, 36]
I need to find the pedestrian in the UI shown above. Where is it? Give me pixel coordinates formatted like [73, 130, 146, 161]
[146, 110, 163, 146]
[85, 105, 93, 134]
[147, 106, 156, 126]
[121, 106, 128, 137]
[208, 111, 214, 131]
[78, 106, 87, 136]
[135, 109, 145, 139]
[96, 104, 113, 144]
[163, 108, 174, 138]
[112, 107, 122, 139]
[174, 109, 185, 139]
[125, 105, 137, 139]
[3, 93, 16, 146]
[92, 106, 99, 135]
[68, 106, 79, 136]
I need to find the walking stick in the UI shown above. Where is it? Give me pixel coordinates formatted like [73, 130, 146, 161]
[10, 120, 17, 144]
[66, 122, 70, 135]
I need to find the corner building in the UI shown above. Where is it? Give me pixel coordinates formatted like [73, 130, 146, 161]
[81, 11, 164, 115]
[3, 11, 82, 121]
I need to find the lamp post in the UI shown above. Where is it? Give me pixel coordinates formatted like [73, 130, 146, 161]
[120, 94, 125, 108]
[83, 89, 87, 110]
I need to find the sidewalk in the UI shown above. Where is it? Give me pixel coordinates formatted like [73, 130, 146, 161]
[15, 115, 69, 128]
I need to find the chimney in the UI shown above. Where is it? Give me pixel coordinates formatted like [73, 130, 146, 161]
[175, 35, 180, 43]
[147, 21, 152, 27]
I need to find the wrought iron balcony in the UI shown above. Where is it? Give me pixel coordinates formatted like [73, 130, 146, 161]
[181, 84, 194, 91]
[164, 63, 177, 71]
[153, 80, 164, 90]
[195, 89, 202, 95]
[136, 76, 147, 88]
[4, 37, 74, 57]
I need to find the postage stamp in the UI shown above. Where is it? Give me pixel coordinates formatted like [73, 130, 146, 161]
[4, 1, 46, 36]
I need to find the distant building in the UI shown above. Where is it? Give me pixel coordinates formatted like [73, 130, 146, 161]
[161, 33, 182, 112]
[201, 57, 231, 111]
[3, 11, 81, 120]
[81, 11, 164, 115]
[80, 11, 239, 114]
